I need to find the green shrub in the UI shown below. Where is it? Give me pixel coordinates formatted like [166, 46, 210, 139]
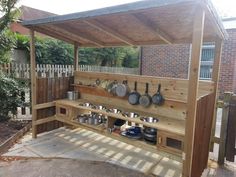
[0, 72, 24, 121]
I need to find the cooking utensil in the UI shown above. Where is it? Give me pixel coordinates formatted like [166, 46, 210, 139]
[152, 84, 164, 105]
[128, 81, 140, 105]
[88, 115, 94, 125]
[73, 91, 79, 100]
[78, 114, 87, 123]
[116, 80, 130, 97]
[95, 78, 101, 86]
[139, 83, 152, 107]
[106, 108, 122, 114]
[107, 80, 118, 95]
[67, 91, 74, 100]
[79, 102, 93, 107]
[92, 105, 106, 110]
[94, 117, 100, 125]
[122, 112, 139, 118]
[114, 119, 126, 127]
[143, 131, 157, 144]
[100, 80, 109, 89]
[140, 116, 159, 123]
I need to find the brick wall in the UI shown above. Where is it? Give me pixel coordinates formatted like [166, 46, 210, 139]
[219, 29, 236, 96]
[141, 44, 190, 79]
[141, 29, 236, 97]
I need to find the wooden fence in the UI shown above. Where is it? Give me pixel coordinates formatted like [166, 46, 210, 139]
[211, 92, 236, 164]
[0, 63, 139, 78]
[36, 77, 74, 134]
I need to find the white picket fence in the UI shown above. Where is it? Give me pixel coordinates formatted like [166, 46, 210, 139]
[0, 63, 139, 120]
[0, 63, 139, 78]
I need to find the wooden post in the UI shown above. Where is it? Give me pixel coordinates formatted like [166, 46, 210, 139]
[210, 38, 223, 151]
[30, 29, 37, 138]
[183, 8, 205, 177]
[218, 92, 233, 164]
[74, 43, 79, 71]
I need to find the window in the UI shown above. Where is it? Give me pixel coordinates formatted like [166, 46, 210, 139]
[200, 44, 215, 80]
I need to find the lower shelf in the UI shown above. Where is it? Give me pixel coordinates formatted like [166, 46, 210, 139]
[55, 116, 182, 162]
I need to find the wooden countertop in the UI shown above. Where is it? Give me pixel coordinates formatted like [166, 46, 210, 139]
[55, 99, 185, 136]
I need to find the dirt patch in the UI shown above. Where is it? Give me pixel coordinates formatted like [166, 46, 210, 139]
[0, 120, 31, 144]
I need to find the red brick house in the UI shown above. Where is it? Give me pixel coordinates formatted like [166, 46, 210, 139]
[10, 5, 56, 35]
[141, 18, 236, 97]
[10, 6, 56, 63]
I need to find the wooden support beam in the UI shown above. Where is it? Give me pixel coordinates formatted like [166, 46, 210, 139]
[83, 19, 135, 46]
[132, 13, 173, 44]
[183, 8, 205, 177]
[210, 38, 223, 151]
[50, 24, 105, 47]
[30, 29, 37, 139]
[34, 102, 56, 110]
[33, 116, 56, 126]
[74, 43, 79, 71]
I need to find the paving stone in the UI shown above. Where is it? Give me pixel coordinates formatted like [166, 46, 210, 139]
[152, 157, 182, 177]
[107, 147, 162, 173]
[0, 159, 148, 177]
[2, 147, 39, 157]
[57, 148, 108, 161]
[25, 137, 75, 157]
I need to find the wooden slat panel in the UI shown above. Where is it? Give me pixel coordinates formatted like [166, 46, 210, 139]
[74, 71, 214, 102]
[191, 93, 215, 176]
[35, 77, 72, 135]
[225, 96, 236, 162]
[80, 93, 186, 120]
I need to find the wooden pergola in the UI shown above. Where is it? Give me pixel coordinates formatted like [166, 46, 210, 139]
[23, 0, 227, 176]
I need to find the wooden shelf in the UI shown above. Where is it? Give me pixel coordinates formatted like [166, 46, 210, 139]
[71, 120, 106, 132]
[55, 115, 182, 161]
[55, 99, 185, 136]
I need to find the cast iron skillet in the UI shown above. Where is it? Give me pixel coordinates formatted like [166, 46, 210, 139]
[128, 81, 140, 105]
[152, 84, 164, 105]
[139, 83, 152, 107]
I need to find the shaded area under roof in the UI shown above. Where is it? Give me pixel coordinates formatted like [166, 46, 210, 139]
[22, 0, 228, 47]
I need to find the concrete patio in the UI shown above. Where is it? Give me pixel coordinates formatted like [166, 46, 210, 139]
[1, 127, 183, 177]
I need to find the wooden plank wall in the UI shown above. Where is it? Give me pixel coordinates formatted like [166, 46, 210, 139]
[74, 71, 214, 120]
[191, 93, 215, 176]
[36, 77, 73, 134]
[225, 95, 236, 162]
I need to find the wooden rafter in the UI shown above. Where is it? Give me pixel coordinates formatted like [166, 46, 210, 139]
[83, 19, 135, 46]
[32, 26, 77, 44]
[132, 13, 173, 44]
[47, 24, 105, 47]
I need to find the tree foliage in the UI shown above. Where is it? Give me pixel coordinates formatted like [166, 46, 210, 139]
[0, 71, 24, 121]
[15, 34, 74, 64]
[78, 47, 139, 67]
[0, 29, 15, 63]
[15, 33, 139, 67]
[0, 0, 19, 31]
[0, 0, 19, 64]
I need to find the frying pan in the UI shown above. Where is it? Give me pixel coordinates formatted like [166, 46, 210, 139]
[152, 84, 164, 105]
[116, 80, 129, 97]
[139, 83, 152, 107]
[128, 81, 140, 105]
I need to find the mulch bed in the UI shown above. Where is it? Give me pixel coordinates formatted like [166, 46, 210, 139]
[0, 120, 31, 144]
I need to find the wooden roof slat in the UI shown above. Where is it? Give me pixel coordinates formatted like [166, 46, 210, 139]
[132, 13, 174, 44]
[23, 0, 227, 46]
[83, 19, 135, 46]
[49, 24, 105, 47]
